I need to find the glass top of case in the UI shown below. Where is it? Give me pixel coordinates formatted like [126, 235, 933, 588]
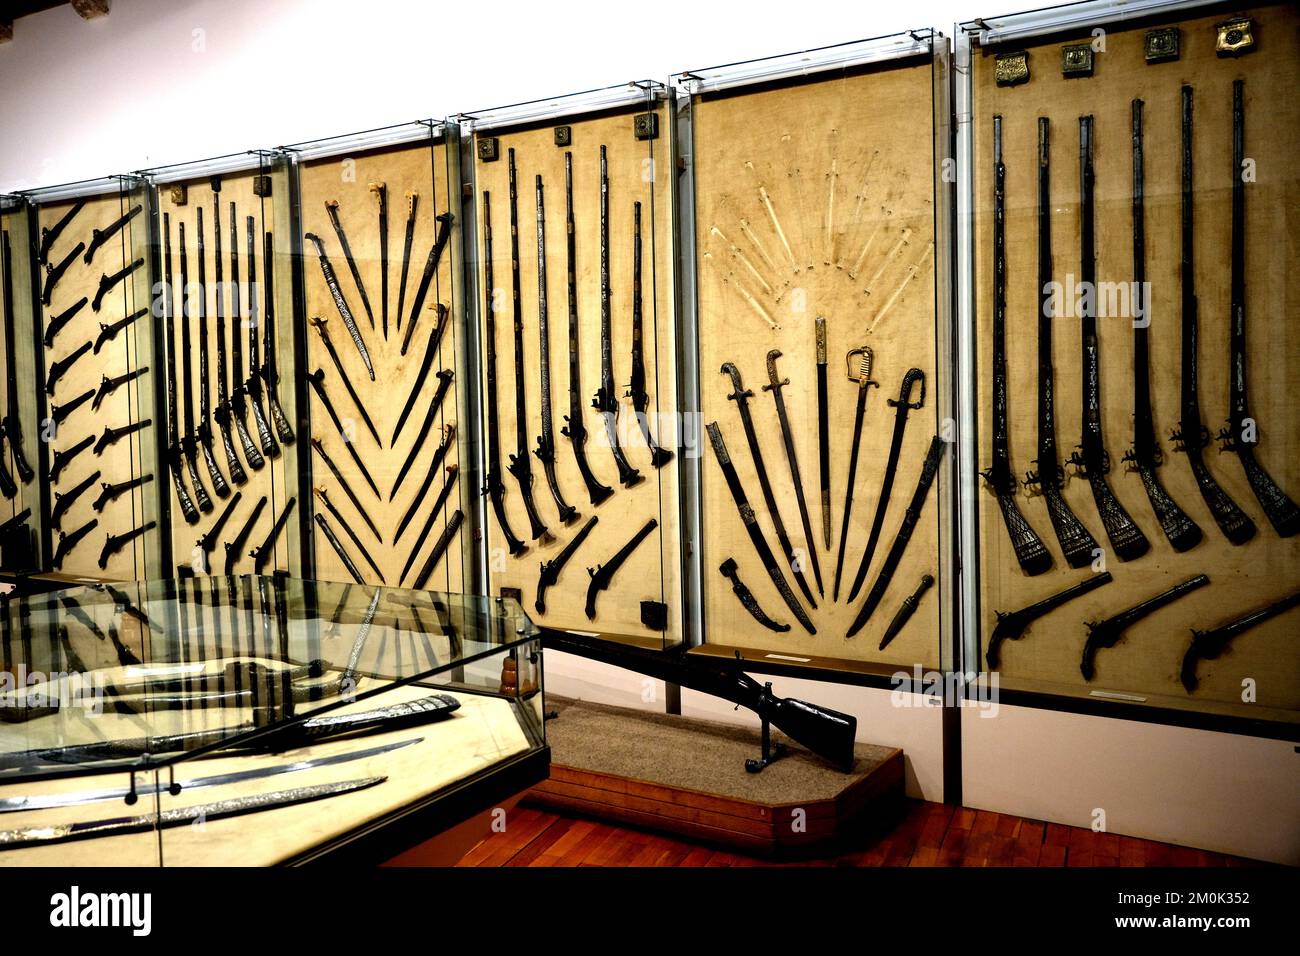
[0, 576, 538, 783]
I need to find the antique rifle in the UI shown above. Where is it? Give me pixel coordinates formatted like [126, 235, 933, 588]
[93, 418, 152, 456]
[1024, 117, 1099, 568]
[224, 495, 267, 574]
[84, 203, 141, 266]
[41, 241, 84, 306]
[1, 232, 34, 483]
[307, 369, 381, 499]
[396, 192, 418, 331]
[305, 230, 373, 381]
[848, 367, 925, 602]
[92, 473, 153, 513]
[210, 197, 248, 486]
[97, 520, 156, 570]
[402, 212, 454, 352]
[38, 199, 85, 265]
[533, 173, 579, 525]
[392, 305, 449, 445]
[313, 512, 365, 585]
[398, 466, 459, 585]
[315, 487, 384, 583]
[260, 231, 294, 444]
[1122, 99, 1200, 552]
[185, 215, 231, 499]
[325, 199, 376, 331]
[559, 153, 614, 506]
[390, 369, 453, 500]
[585, 517, 656, 620]
[50, 388, 94, 427]
[1217, 80, 1299, 537]
[719, 557, 789, 634]
[1180, 590, 1300, 692]
[309, 316, 380, 446]
[226, 203, 264, 470]
[627, 201, 672, 468]
[815, 317, 831, 549]
[708, 421, 815, 634]
[92, 306, 147, 355]
[250, 497, 295, 574]
[831, 343, 880, 600]
[877, 573, 935, 652]
[90, 257, 143, 312]
[161, 213, 205, 520]
[722, 360, 816, 609]
[763, 349, 823, 596]
[0, 455, 12, 501]
[370, 182, 389, 339]
[1066, 116, 1149, 561]
[51, 470, 101, 529]
[45, 341, 91, 397]
[1081, 574, 1207, 681]
[91, 365, 148, 412]
[43, 296, 87, 349]
[49, 435, 93, 484]
[480, 190, 526, 556]
[310, 438, 380, 542]
[985, 571, 1113, 669]
[984, 116, 1052, 576]
[505, 151, 552, 544]
[246, 216, 280, 458]
[536, 515, 598, 616]
[52, 518, 97, 570]
[394, 423, 455, 543]
[411, 509, 464, 590]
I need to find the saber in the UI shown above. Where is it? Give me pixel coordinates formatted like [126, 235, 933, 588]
[403, 212, 454, 347]
[226, 202, 264, 470]
[394, 424, 455, 542]
[537, 515, 598, 615]
[92, 472, 153, 512]
[51, 470, 101, 529]
[52, 518, 97, 570]
[315, 487, 384, 583]
[411, 509, 464, 590]
[763, 349, 822, 597]
[848, 368, 926, 602]
[0, 777, 387, 849]
[310, 437, 380, 542]
[41, 241, 84, 305]
[92, 365, 148, 412]
[210, 197, 248, 486]
[197, 489, 243, 567]
[224, 495, 268, 575]
[815, 317, 831, 550]
[986, 572, 1113, 669]
[43, 296, 87, 349]
[585, 518, 657, 620]
[161, 214, 205, 519]
[84, 203, 142, 266]
[91, 257, 143, 312]
[94, 418, 152, 456]
[722, 361, 817, 609]
[307, 369, 381, 498]
[305, 230, 374, 381]
[45, 341, 91, 397]
[314, 512, 366, 584]
[398, 467, 460, 585]
[847, 435, 947, 638]
[831, 343, 879, 600]
[626, 200, 673, 468]
[720, 557, 789, 633]
[92, 306, 147, 355]
[391, 305, 449, 445]
[1181, 590, 1300, 693]
[1082, 574, 1208, 681]
[38, 199, 86, 265]
[49, 435, 93, 484]
[325, 199, 376, 331]
[97, 521, 156, 569]
[395, 192, 418, 332]
[389, 368, 453, 501]
[250, 497, 295, 573]
[877, 573, 934, 651]
[370, 182, 389, 339]
[309, 316, 380, 446]
[707, 422, 815, 634]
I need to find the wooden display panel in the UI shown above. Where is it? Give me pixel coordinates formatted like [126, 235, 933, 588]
[972, 3, 1300, 716]
[298, 136, 467, 592]
[692, 60, 943, 667]
[35, 190, 159, 580]
[471, 102, 682, 645]
[0, 205, 39, 566]
[156, 170, 298, 578]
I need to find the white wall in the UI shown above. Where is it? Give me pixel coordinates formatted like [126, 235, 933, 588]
[0, 0, 1017, 193]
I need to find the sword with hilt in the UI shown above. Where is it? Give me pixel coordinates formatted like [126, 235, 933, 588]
[815, 317, 831, 550]
[831, 342, 879, 601]
[370, 182, 389, 339]
[763, 349, 823, 598]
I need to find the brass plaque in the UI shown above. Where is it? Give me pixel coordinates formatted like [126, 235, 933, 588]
[633, 112, 659, 141]
[553, 125, 572, 147]
[477, 136, 500, 163]
[1061, 43, 1094, 77]
[251, 174, 272, 198]
[169, 184, 187, 206]
[1144, 27, 1179, 63]
[1216, 18, 1255, 57]
[994, 51, 1029, 87]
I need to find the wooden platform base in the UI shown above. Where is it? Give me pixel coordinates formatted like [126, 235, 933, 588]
[527, 697, 904, 854]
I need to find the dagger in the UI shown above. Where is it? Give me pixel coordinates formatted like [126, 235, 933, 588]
[720, 556, 790, 633]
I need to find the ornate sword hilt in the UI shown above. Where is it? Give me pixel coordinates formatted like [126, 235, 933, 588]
[887, 367, 926, 411]
[761, 349, 790, 393]
[720, 362, 753, 404]
[846, 345, 878, 391]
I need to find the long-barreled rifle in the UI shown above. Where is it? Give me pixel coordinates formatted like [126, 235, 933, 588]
[261, 231, 294, 445]
[207, 199, 247, 487]
[249, 217, 282, 458]
[190, 210, 231, 499]
[627, 200, 672, 469]
[173, 220, 213, 514]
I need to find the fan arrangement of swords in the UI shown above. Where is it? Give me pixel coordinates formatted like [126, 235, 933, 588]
[477, 142, 674, 625]
[159, 179, 296, 578]
[981, 77, 1300, 691]
[33, 195, 160, 574]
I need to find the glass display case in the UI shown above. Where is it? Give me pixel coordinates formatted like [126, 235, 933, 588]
[463, 84, 685, 650]
[0, 195, 40, 573]
[958, 0, 1300, 729]
[0, 576, 546, 865]
[673, 32, 958, 679]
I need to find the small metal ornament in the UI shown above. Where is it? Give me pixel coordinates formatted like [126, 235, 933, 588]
[1216, 18, 1254, 57]
[477, 136, 500, 162]
[554, 125, 572, 147]
[1061, 43, 1094, 77]
[633, 112, 659, 141]
[1144, 27, 1179, 63]
[251, 174, 272, 197]
[994, 51, 1030, 87]
[169, 184, 187, 206]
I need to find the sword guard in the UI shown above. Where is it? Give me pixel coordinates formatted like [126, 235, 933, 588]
[762, 349, 789, 392]
[887, 367, 926, 410]
[845, 345, 877, 387]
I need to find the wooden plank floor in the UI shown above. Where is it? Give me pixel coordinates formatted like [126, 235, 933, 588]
[455, 800, 1266, 867]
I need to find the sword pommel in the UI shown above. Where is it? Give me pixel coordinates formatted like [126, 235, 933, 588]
[720, 362, 753, 403]
[846, 345, 877, 389]
[762, 349, 790, 392]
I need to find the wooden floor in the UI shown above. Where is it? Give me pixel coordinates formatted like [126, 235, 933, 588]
[456, 799, 1264, 867]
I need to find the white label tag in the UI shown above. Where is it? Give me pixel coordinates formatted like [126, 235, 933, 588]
[764, 653, 812, 663]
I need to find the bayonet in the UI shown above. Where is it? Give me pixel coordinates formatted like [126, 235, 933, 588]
[98, 520, 156, 569]
[197, 489, 243, 566]
[210, 197, 248, 486]
[93, 472, 153, 512]
[51, 469, 101, 529]
[815, 317, 831, 550]
[626, 200, 673, 469]
[45, 340, 91, 397]
[370, 182, 389, 339]
[537, 515, 598, 615]
[1122, 99, 1201, 552]
[37, 199, 85, 265]
[94, 417, 152, 456]
[250, 497, 295, 573]
[161, 213, 206, 519]
[315, 486, 384, 582]
[50, 387, 94, 426]
[307, 368, 381, 498]
[92, 306, 147, 354]
[707, 422, 815, 634]
[394, 424, 455, 543]
[831, 343, 880, 600]
[245, 217, 280, 458]
[848, 368, 925, 602]
[719, 556, 789, 633]
[182, 217, 230, 500]
[389, 368, 453, 501]
[403, 212, 454, 349]
[763, 349, 823, 597]
[49, 435, 93, 484]
[985, 115, 1052, 576]
[83, 203, 142, 266]
[41, 241, 84, 305]
[305, 230, 373, 380]
[91, 257, 143, 312]
[1181, 590, 1300, 693]
[585, 517, 657, 620]
[1217, 80, 1299, 537]
[224, 494, 267, 574]
[399, 468, 460, 585]
[43, 295, 87, 348]
[877, 573, 935, 651]
[723, 360, 817, 609]
[592, 145, 643, 489]
[411, 509, 464, 590]
[325, 199, 376, 331]
[226, 202, 264, 470]
[1081, 574, 1207, 681]
[52, 517, 97, 569]
[391, 304, 449, 445]
[91, 365, 148, 412]
[480, 190, 526, 556]
[534, 173, 579, 525]
[309, 315, 380, 446]
[260, 231, 294, 444]
[314, 511, 365, 584]
[559, 154, 613, 507]
[395, 192, 418, 332]
[310, 437, 380, 541]
[847, 435, 947, 639]
[1066, 116, 1149, 561]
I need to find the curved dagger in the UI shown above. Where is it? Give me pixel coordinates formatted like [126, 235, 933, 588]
[305, 231, 374, 380]
[719, 557, 789, 633]
[877, 573, 934, 651]
[537, 515, 598, 616]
